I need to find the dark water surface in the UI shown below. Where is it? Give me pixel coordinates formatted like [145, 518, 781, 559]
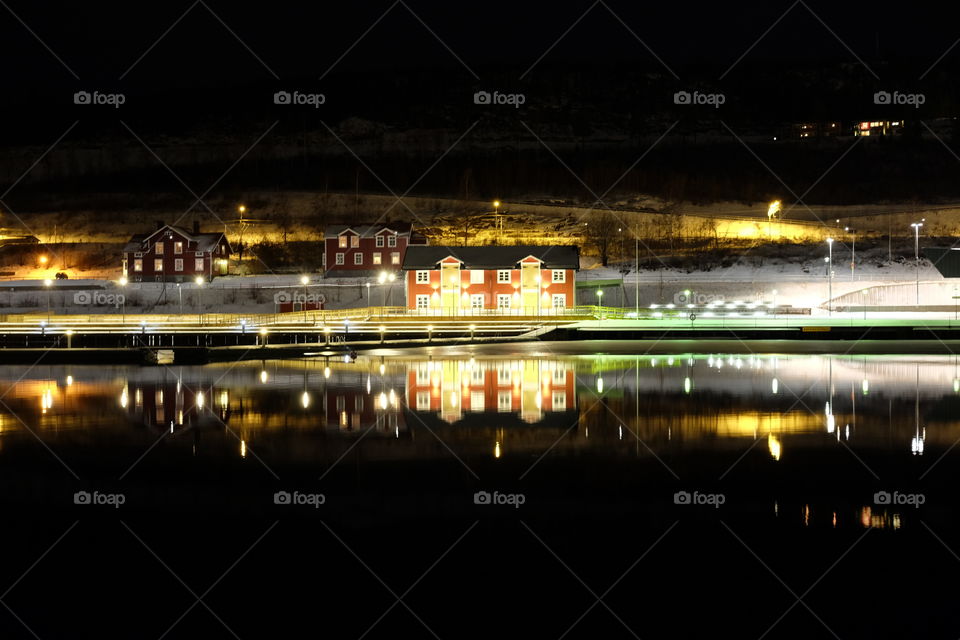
[1, 349, 959, 638]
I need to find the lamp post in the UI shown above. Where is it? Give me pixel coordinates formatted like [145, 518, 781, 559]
[911, 221, 924, 306]
[44, 278, 52, 321]
[862, 288, 869, 321]
[597, 289, 603, 326]
[845, 227, 856, 280]
[300, 275, 309, 321]
[195, 276, 204, 325]
[493, 200, 501, 242]
[826, 237, 833, 316]
[177, 283, 183, 315]
[772, 289, 778, 319]
[119, 276, 127, 323]
[366, 282, 370, 309]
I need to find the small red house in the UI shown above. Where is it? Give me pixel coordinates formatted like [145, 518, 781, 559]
[401, 245, 579, 314]
[322, 223, 427, 277]
[123, 221, 231, 282]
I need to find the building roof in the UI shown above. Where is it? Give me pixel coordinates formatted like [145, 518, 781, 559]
[124, 225, 228, 254]
[325, 222, 414, 238]
[402, 245, 580, 270]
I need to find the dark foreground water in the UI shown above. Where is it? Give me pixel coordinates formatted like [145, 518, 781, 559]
[1, 347, 959, 638]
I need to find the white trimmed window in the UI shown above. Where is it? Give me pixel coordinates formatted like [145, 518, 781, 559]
[470, 270, 484, 284]
[155, 242, 164, 255]
[470, 294, 484, 309]
[470, 392, 484, 412]
[552, 391, 567, 411]
[552, 269, 565, 283]
[391, 252, 400, 265]
[354, 253, 363, 265]
[373, 253, 382, 265]
[336, 253, 344, 265]
[387, 235, 397, 247]
[416, 294, 429, 310]
[376, 235, 385, 247]
[498, 391, 512, 412]
[174, 258, 183, 272]
[338, 236, 348, 248]
[416, 270, 430, 283]
[154, 259, 163, 271]
[134, 259, 142, 272]
[174, 241, 183, 254]
[497, 294, 511, 309]
[416, 391, 430, 410]
[497, 270, 511, 283]
[195, 258, 204, 271]
[350, 235, 359, 248]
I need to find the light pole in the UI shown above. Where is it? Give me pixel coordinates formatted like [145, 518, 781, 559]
[300, 275, 309, 321]
[845, 226, 856, 280]
[597, 289, 603, 326]
[911, 221, 924, 306]
[44, 278, 52, 321]
[378, 271, 396, 313]
[119, 276, 127, 323]
[772, 289, 778, 319]
[195, 276, 204, 325]
[826, 237, 833, 316]
[862, 288, 869, 321]
[365, 282, 370, 309]
[493, 200, 501, 242]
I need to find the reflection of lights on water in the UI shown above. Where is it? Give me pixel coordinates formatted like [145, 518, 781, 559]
[774, 501, 778, 516]
[832, 512, 837, 527]
[494, 441, 501, 458]
[41, 389, 53, 413]
[619, 425, 623, 440]
[378, 392, 388, 410]
[65, 375, 73, 386]
[379, 364, 386, 376]
[324, 367, 331, 379]
[862, 379, 869, 395]
[366, 377, 371, 394]
[845, 424, 850, 440]
[596, 377, 603, 393]
[120, 388, 129, 408]
[535, 392, 541, 409]
[912, 431, 925, 455]
[219, 390, 229, 408]
[450, 392, 457, 407]
[684, 377, 691, 394]
[955, 378, 959, 393]
[196, 391, 204, 410]
[768, 434, 781, 461]
[772, 378, 778, 394]
[804, 504, 810, 526]
[260, 370, 268, 383]
[240, 440, 247, 458]
[301, 391, 310, 409]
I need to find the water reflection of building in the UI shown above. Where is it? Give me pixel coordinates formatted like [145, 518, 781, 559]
[405, 359, 576, 427]
[122, 380, 227, 429]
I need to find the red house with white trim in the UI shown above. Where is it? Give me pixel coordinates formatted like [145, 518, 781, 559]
[401, 245, 579, 314]
[323, 223, 427, 277]
[122, 221, 231, 282]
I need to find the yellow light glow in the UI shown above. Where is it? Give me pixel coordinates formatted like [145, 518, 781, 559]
[301, 391, 310, 408]
[260, 370, 268, 383]
[768, 434, 782, 461]
[196, 391, 204, 409]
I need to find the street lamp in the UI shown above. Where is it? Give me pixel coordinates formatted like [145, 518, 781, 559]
[300, 275, 309, 321]
[119, 276, 127, 323]
[195, 276, 204, 324]
[911, 221, 924, 306]
[826, 238, 834, 316]
[493, 200, 501, 241]
[845, 227, 856, 280]
[378, 271, 395, 312]
[862, 288, 870, 321]
[597, 289, 604, 325]
[772, 289, 778, 319]
[44, 278, 52, 321]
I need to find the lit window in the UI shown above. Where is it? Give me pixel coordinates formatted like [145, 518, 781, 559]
[552, 391, 566, 410]
[155, 242, 164, 255]
[497, 294, 511, 309]
[336, 253, 344, 265]
[354, 253, 363, 265]
[470, 270, 484, 284]
[416, 391, 430, 410]
[373, 252, 382, 265]
[552, 270, 565, 283]
[339, 236, 348, 248]
[498, 391, 512, 412]
[387, 235, 397, 247]
[174, 241, 183, 254]
[194, 258, 204, 271]
[154, 259, 163, 272]
[350, 235, 359, 248]
[376, 236, 385, 247]
[497, 270, 511, 283]
[174, 258, 183, 271]
[416, 294, 429, 309]
[134, 259, 142, 272]
[416, 270, 430, 283]
[391, 252, 400, 265]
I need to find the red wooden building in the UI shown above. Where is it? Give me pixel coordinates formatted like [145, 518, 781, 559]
[122, 222, 231, 282]
[401, 245, 579, 314]
[322, 223, 427, 277]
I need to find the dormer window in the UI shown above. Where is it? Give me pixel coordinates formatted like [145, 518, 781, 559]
[339, 236, 348, 248]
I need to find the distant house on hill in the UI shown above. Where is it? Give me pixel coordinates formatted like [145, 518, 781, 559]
[401, 245, 580, 314]
[322, 222, 427, 277]
[122, 221, 231, 282]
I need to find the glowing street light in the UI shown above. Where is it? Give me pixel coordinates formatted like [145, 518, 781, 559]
[911, 221, 924, 306]
[825, 238, 834, 315]
[300, 275, 310, 321]
[597, 289, 603, 326]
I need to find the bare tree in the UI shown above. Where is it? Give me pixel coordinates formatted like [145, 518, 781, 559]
[584, 211, 619, 266]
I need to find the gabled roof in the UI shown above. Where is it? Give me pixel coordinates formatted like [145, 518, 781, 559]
[124, 225, 229, 254]
[325, 222, 414, 238]
[402, 245, 580, 270]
